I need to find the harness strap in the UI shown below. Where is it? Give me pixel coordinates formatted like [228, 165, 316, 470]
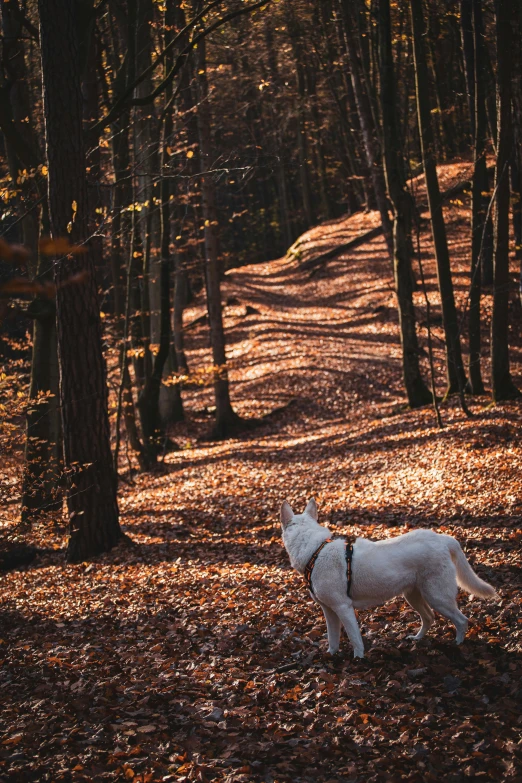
[345, 541, 353, 597]
[303, 538, 331, 593]
[304, 538, 354, 597]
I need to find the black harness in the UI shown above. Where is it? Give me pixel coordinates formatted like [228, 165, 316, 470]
[303, 537, 354, 597]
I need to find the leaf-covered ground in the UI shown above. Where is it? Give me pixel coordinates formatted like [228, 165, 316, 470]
[1, 163, 521, 782]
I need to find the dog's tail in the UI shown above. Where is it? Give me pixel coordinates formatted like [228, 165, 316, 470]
[446, 536, 498, 599]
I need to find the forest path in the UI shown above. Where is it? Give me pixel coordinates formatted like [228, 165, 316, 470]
[1, 163, 521, 782]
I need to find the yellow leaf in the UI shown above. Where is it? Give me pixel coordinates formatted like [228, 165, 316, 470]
[187, 150, 194, 159]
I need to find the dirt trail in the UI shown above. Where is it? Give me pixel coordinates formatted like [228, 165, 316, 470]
[1, 163, 521, 781]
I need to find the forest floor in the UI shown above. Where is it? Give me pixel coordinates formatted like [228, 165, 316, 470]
[1, 162, 522, 782]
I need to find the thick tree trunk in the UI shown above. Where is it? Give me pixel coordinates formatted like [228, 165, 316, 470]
[491, 0, 521, 401]
[378, 0, 432, 408]
[410, 0, 467, 396]
[38, 0, 122, 561]
[467, 0, 488, 395]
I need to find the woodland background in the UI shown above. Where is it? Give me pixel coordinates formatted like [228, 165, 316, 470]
[0, 0, 521, 781]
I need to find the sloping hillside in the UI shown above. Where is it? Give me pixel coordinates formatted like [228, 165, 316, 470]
[1, 163, 521, 782]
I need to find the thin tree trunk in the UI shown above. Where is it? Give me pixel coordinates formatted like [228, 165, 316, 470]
[110, 119, 148, 473]
[113, 207, 149, 474]
[38, 0, 122, 561]
[410, 0, 467, 396]
[460, 0, 475, 141]
[21, 252, 62, 522]
[378, 0, 432, 408]
[512, 152, 522, 302]
[134, 0, 161, 358]
[195, 32, 242, 439]
[338, 0, 393, 259]
[173, 268, 190, 372]
[467, 0, 487, 394]
[137, 48, 184, 460]
[1, 0, 63, 520]
[512, 1, 522, 301]
[491, 0, 521, 401]
[285, 1, 314, 228]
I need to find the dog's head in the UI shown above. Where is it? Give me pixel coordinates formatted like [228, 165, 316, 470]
[280, 498, 318, 531]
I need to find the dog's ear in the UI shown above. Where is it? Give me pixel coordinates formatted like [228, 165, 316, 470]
[280, 501, 294, 528]
[305, 498, 318, 520]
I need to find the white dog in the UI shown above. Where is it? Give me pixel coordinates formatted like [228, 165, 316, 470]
[281, 499, 498, 658]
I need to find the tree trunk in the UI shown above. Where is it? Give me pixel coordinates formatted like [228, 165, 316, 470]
[465, 0, 494, 286]
[0, 0, 40, 262]
[410, 0, 467, 396]
[491, 0, 521, 401]
[195, 33, 242, 439]
[134, 0, 161, 358]
[0, 0, 63, 520]
[338, 0, 393, 259]
[467, 0, 488, 395]
[38, 0, 122, 561]
[512, 0, 522, 300]
[285, 0, 315, 229]
[173, 268, 190, 372]
[21, 282, 62, 522]
[109, 114, 148, 473]
[137, 43, 184, 461]
[378, 0, 432, 408]
[511, 151, 522, 301]
[460, 0, 475, 141]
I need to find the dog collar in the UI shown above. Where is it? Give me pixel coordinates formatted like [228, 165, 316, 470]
[303, 538, 353, 597]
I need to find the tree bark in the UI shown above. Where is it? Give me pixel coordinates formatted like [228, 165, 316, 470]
[460, 0, 475, 141]
[467, 0, 488, 394]
[137, 11, 184, 461]
[378, 0, 432, 408]
[0, 0, 63, 521]
[285, 2, 314, 229]
[38, 0, 122, 561]
[490, 0, 521, 401]
[512, 0, 522, 300]
[338, 0, 393, 260]
[21, 286, 62, 522]
[194, 31, 242, 439]
[410, 0, 467, 396]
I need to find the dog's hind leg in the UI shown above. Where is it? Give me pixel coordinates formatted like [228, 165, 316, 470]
[421, 588, 469, 644]
[320, 603, 341, 654]
[334, 602, 365, 658]
[404, 587, 435, 641]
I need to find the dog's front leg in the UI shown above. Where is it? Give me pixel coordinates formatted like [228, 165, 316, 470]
[319, 603, 341, 654]
[336, 602, 365, 658]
